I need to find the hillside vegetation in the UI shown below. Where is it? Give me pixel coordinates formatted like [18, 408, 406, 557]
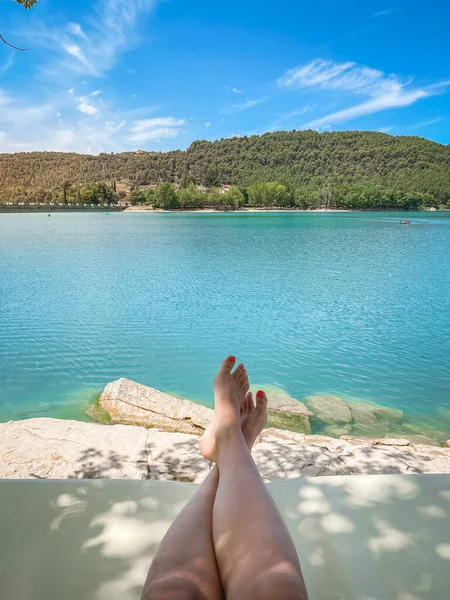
[1, 130, 449, 209]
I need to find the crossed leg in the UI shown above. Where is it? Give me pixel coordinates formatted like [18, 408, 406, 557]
[201, 357, 308, 600]
[141, 466, 222, 600]
[142, 361, 263, 600]
[142, 357, 308, 600]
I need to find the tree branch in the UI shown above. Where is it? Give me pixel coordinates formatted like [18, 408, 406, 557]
[0, 34, 29, 51]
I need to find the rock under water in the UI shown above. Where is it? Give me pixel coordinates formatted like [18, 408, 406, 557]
[95, 379, 450, 447]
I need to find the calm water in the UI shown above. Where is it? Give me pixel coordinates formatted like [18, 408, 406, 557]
[1, 211, 450, 433]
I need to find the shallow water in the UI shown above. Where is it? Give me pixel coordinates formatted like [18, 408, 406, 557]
[1, 211, 449, 437]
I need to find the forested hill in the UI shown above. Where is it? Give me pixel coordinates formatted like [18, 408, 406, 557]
[1, 130, 449, 207]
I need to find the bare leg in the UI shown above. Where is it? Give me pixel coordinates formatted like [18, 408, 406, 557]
[142, 357, 254, 600]
[201, 357, 308, 600]
[141, 466, 221, 600]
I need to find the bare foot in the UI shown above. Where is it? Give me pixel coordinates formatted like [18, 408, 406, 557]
[241, 390, 268, 450]
[200, 356, 249, 462]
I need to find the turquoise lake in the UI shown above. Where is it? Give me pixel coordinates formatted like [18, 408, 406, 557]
[1, 211, 450, 437]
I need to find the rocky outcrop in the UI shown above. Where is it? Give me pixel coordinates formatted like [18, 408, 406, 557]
[98, 378, 214, 435]
[1, 418, 450, 482]
[98, 378, 313, 435]
[97, 379, 449, 446]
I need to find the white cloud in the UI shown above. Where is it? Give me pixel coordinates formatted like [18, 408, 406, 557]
[63, 44, 96, 74]
[222, 98, 265, 114]
[306, 88, 428, 128]
[128, 117, 185, 142]
[259, 105, 314, 135]
[0, 52, 15, 74]
[67, 22, 87, 39]
[0, 92, 178, 153]
[280, 105, 313, 119]
[225, 86, 243, 94]
[0, 90, 11, 107]
[23, 0, 157, 77]
[77, 95, 98, 115]
[204, 122, 211, 127]
[278, 58, 448, 129]
[372, 9, 396, 18]
[0, 1, 171, 153]
[378, 126, 394, 133]
[279, 60, 354, 89]
[408, 118, 442, 129]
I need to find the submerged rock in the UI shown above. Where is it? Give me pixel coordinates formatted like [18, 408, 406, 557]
[96, 379, 448, 447]
[251, 385, 312, 434]
[395, 421, 449, 447]
[305, 394, 410, 439]
[323, 423, 352, 437]
[347, 399, 403, 427]
[306, 395, 352, 424]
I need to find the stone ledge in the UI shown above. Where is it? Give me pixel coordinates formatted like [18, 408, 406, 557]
[1, 418, 450, 483]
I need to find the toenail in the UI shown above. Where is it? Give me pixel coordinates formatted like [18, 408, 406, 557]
[256, 390, 264, 398]
[228, 355, 236, 363]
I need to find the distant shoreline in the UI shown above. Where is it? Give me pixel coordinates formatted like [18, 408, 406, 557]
[0, 205, 124, 214]
[0, 205, 445, 214]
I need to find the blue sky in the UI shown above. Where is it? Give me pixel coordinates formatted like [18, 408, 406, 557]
[0, 0, 449, 153]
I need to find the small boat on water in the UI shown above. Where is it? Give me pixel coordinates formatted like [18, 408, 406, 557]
[400, 219, 411, 224]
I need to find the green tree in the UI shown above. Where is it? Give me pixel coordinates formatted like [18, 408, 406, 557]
[204, 165, 219, 188]
[205, 187, 222, 209]
[177, 184, 204, 209]
[318, 186, 332, 209]
[1, 130, 450, 210]
[145, 188, 156, 205]
[247, 182, 291, 207]
[127, 189, 147, 205]
[14, 0, 38, 7]
[155, 182, 178, 210]
[179, 173, 194, 189]
[62, 181, 71, 205]
[79, 182, 117, 205]
[224, 185, 244, 209]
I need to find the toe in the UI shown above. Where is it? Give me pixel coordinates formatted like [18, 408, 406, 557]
[245, 391, 254, 412]
[241, 392, 248, 416]
[233, 363, 245, 380]
[242, 375, 250, 393]
[256, 390, 268, 410]
[220, 355, 236, 374]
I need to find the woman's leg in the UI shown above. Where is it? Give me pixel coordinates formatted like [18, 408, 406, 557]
[200, 357, 308, 600]
[142, 358, 256, 600]
[141, 467, 222, 600]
